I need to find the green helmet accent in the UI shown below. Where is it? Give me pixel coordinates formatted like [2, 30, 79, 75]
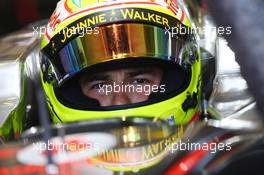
[40, 0, 201, 125]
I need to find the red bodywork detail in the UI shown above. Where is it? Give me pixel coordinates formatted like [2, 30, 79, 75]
[164, 145, 210, 175]
[13, 0, 40, 26]
[164, 133, 233, 175]
[189, 112, 201, 124]
[0, 147, 17, 159]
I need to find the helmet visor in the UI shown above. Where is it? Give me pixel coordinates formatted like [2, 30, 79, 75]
[47, 23, 193, 85]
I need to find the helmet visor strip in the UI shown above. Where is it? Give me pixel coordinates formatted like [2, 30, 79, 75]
[48, 23, 193, 85]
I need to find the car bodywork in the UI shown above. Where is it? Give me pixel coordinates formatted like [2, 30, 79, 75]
[0, 1, 263, 174]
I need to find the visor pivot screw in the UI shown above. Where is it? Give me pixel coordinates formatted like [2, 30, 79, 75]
[42, 64, 46, 72]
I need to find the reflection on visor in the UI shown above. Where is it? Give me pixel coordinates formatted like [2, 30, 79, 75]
[90, 124, 185, 171]
[51, 23, 192, 85]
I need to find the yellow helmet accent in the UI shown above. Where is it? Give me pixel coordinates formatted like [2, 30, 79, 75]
[40, 0, 201, 132]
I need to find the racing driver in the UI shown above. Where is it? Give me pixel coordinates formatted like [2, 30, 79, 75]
[40, 0, 201, 125]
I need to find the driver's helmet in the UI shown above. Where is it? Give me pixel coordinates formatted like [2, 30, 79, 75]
[40, 0, 201, 124]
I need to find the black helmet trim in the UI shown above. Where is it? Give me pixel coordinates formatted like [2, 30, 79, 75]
[53, 58, 191, 111]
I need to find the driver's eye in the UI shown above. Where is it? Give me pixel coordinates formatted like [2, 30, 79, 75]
[91, 83, 104, 90]
[89, 82, 108, 90]
[132, 78, 150, 85]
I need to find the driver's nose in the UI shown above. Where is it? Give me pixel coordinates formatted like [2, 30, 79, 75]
[111, 92, 132, 106]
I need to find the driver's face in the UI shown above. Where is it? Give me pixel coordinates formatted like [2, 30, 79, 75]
[79, 67, 163, 106]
